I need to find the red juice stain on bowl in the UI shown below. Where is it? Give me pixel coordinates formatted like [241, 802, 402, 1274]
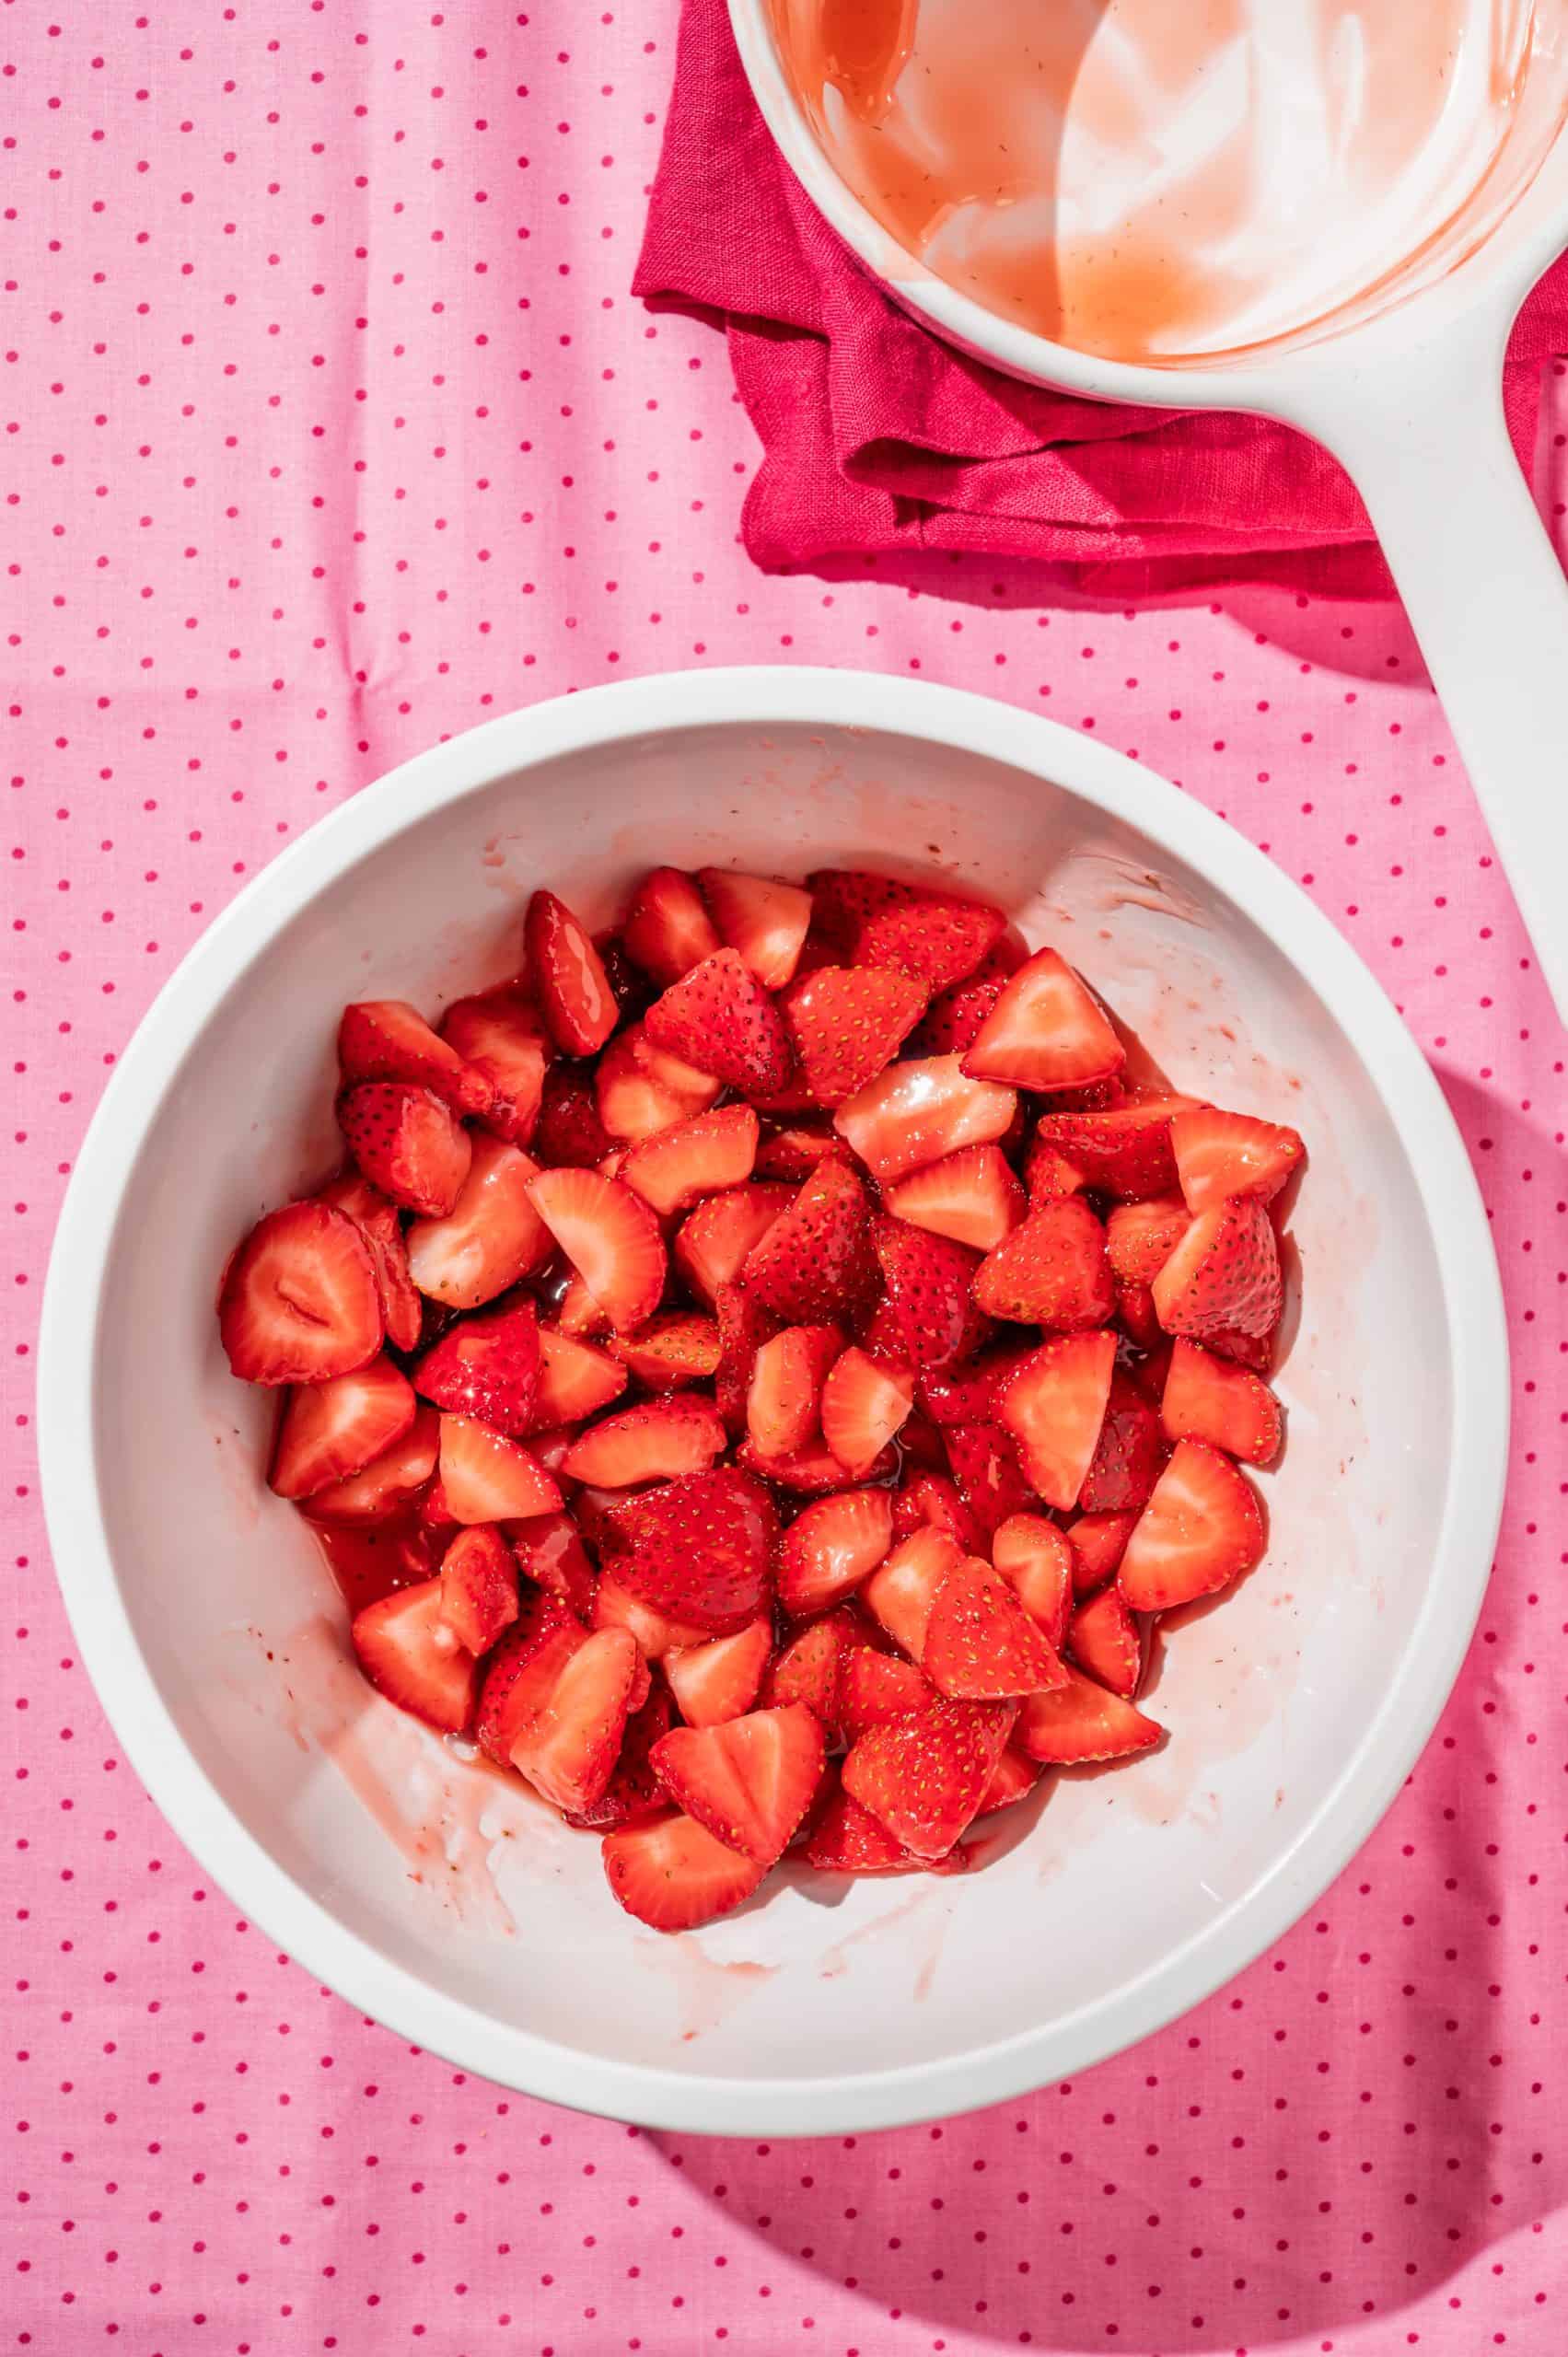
[303, 1507, 441, 1616]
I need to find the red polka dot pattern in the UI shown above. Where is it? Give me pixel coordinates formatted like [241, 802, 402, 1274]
[6, 7, 1565, 2351]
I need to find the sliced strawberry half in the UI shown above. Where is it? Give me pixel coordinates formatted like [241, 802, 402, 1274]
[942, 1422, 1038, 1538]
[562, 1682, 678, 1831]
[778, 1485, 895, 1617]
[338, 998, 493, 1118]
[525, 888, 618, 1056]
[413, 1295, 541, 1435]
[664, 1619, 773, 1729]
[1064, 1508, 1138, 1596]
[973, 1196, 1115, 1329]
[1106, 1195, 1190, 1284]
[473, 1591, 587, 1764]
[562, 1396, 728, 1487]
[269, 1355, 417, 1500]
[960, 946, 1124, 1090]
[619, 865, 722, 985]
[526, 1166, 668, 1332]
[594, 1021, 721, 1144]
[653, 1702, 826, 1866]
[607, 1311, 721, 1393]
[871, 1213, 988, 1372]
[977, 1747, 1042, 1816]
[1067, 1584, 1142, 1699]
[1033, 1095, 1197, 1200]
[602, 1809, 765, 1931]
[593, 1574, 711, 1659]
[803, 1784, 947, 1875]
[219, 1201, 384, 1386]
[437, 1522, 519, 1656]
[698, 866, 814, 990]
[807, 869, 1007, 992]
[991, 1513, 1073, 1651]
[833, 1053, 1016, 1184]
[621, 1103, 760, 1216]
[761, 1608, 856, 1731]
[528, 1325, 629, 1429]
[860, 1526, 967, 1661]
[600, 1465, 777, 1634]
[644, 946, 794, 1095]
[1077, 1368, 1165, 1514]
[403, 1134, 551, 1310]
[1015, 1667, 1161, 1765]
[911, 935, 1027, 1056]
[510, 1624, 641, 1816]
[1118, 1438, 1266, 1611]
[915, 1342, 1037, 1430]
[1160, 1337, 1282, 1465]
[534, 1062, 612, 1167]
[837, 1647, 936, 1741]
[1151, 1195, 1283, 1341]
[713, 1281, 782, 1431]
[820, 1345, 914, 1478]
[746, 1321, 844, 1458]
[1172, 1106, 1305, 1214]
[438, 1411, 563, 1524]
[352, 1576, 478, 1734]
[506, 1508, 598, 1621]
[300, 1404, 440, 1525]
[842, 1696, 1015, 1859]
[741, 1158, 879, 1326]
[885, 1142, 1025, 1254]
[922, 1556, 1066, 1702]
[996, 1329, 1117, 1510]
[674, 1183, 795, 1306]
[439, 984, 551, 1146]
[778, 964, 928, 1105]
[314, 1169, 422, 1352]
[338, 1082, 472, 1219]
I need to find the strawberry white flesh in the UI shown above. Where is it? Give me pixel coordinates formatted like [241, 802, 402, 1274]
[269, 1356, 417, 1501]
[991, 1513, 1074, 1652]
[996, 1330, 1117, 1510]
[746, 1322, 842, 1459]
[1151, 1195, 1283, 1341]
[621, 1103, 760, 1217]
[405, 1134, 552, 1308]
[338, 998, 493, 1118]
[602, 1809, 764, 1931]
[960, 946, 1124, 1090]
[674, 1184, 795, 1306]
[299, 1405, 441, 1525]
[529, 1326, 629, 1428]
[561, 1396, 727, 1487]
[819, 1346, 914, 1477]
[698, 866, 814, 989]
[621, 865, 722, 987]
[595, 1022, 721, 1143]
[861, 1526, 966, 1661]
[664, 1619, 773, 1728]
[219, 1202, 384, 1386]
[438, 1523, 519, 1656]
[438, 1412, 563, 1524]
[833, 1053, 1017, 1183]
[1172, 1107, 1304, 1214]
[526, 1166, 668, 1332]
[352, 1577, 478, 1734]
[885, 1142, 1026, 1252]
[510, 1625, 640, 1815]
[1118, 1439, 1266, 1612]
[777, 1485, 895, 1617]
[440, 986, 551, 1146]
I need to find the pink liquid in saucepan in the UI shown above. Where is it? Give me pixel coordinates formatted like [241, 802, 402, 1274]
[770, 0, 1568, 363]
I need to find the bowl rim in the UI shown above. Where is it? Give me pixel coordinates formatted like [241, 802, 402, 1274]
[38, 665, 1509, 2136]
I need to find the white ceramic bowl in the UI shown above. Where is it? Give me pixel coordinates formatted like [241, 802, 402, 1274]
[40, 668, 1507, 2135]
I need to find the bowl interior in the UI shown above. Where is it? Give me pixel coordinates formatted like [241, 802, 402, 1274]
[89, 711, 1449, 2112]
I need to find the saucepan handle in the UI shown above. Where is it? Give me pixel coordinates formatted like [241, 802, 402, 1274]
[1293, 321, 1568, 1026]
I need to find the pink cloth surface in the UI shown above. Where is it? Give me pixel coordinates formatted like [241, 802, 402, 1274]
[3, 6, 1565, 2355]
[634, 0, 1568, 597]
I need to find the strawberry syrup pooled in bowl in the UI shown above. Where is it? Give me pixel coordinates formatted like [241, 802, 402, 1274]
[768, 0, 1568, 365]
[40, 671, 1506, 2133]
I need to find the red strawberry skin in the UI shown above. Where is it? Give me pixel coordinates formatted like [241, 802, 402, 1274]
[842, 1698, 1015, 1859]
[808, 870, 1006, 992]
[338, 999, 493, 1118]
[1033, 1097, 1193, 1200]
[780, 965, 928, 1104]
[742, 1158, 879, 1326]
[533, 1062, 611, 1167]
[315, 1169, 423, 1352]
[1076, 1368, 1165, 1513]
[1152, 1196, 1283, 1341]
[338, 1082, 472, 1218]
[525, 888, 619, 1056]
[973, 1197, 1115, 1329]
[598, 1466, 778, 1634]
[644, 946, 794, 1094]
[413, 1296, 541, 1437]
[871, 1214, 989, 1372]
[911, 936, 1026, 1054]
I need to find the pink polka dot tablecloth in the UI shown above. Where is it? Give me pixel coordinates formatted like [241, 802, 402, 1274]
[5, 6, 1565, 2353]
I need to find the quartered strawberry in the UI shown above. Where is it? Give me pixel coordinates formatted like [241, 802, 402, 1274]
[741, 1158, 879, 1325]
[562, 1681, 677, 1832]
[842, 1696, 1015, 1860]
[529, 1325, 629, 1429]
[644, 946, 794, 1094]
[885, 1143, 1026, 1254]
[807, 869, 1007, 992]
[607, 1311, 721, 1393]
[352, 1578, 479, 1734]
[219, 1201, 384, 1386]
[440, 984, 552, 1146]
[338, 999, 494, 1119]
[991, 1513, 1073, 1650]
[268, 1355, 417, 1500]
[698, 866, 814, 990]
[600, 1465, 777, 1633]
[861, 1526, 967, 1660]
[594, 1575, 710, 1659]
[1118, 1438, 1266, 1611]
[889, 1474, 982, 1553]
[653, 1702, 825, 1866]
[594, 1022, 721, 1144]
[778, 1485, 894, 1617]
[833, 1053, 1017, 1184]
[437, 1522, 519, 1656]
[1114, 1279, 1165, 1352]
[803, 1784, 949, 1875]
[533, 1062, 611, 1167]
[300, 1405, 441, 1525]
[602, 1808, 765, 1931]
[942, 1422, 1038, 1538]
[404, 1134, 552, 1309]
[746, 1322, 843, 1458]
[619, 865, 722, 986]
[819, 1345, 914, 1478]
[778, 965, 928, 1104]
[314, 1169, 423, 1353]
[738, 1435, 896, 1494]
[338, 1082, 472, 1219]
[413, 1295, 541, 1435]
[761, 1608, 857, 1729]
[997, 1329, 1117, 1510]
[621, 1103, 759, 1217]
[473, 1587, 587, 1763]
[437, 1411, 563, 1524]
[674, 1184, 795, 1306]
[506, 1508, 598, 1620]
[526, 1166, 668, 1332]
[525, 888, 618, 1057]
[1171, 1106, 1305, 1214]
[664, 1619, 773, 1729]
[1034, 1095, 1196, 1200]
[1064, 1508, 1138, 1596]
[1077, 1368, 1165, 1513]
[871, 1213, 988, 1372]
[713, 1282, 781, 1431]
[977, 1747, 1042, 1816]
[510, 1625, 641, 1816]
[914, 1342, 1037, 1430]
[1106, 1195, 1190, 1284]
[1015, 1667, 1161, 1765]
[1151, 1195, 1283, 1341]
[973, 1196, 1115, 1329]
[911, 935, 1027, 1056]
[1067, 1584, 1142, 1699]
[561, 1396, 728, 1487]
[1160, 1338, 1282, 1464]
[837, 1647, 936, 1741]
[922, 1556, 1066, 1702]
[960, 946, 1124, 1090]
[753, 1122, 846, 1180]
